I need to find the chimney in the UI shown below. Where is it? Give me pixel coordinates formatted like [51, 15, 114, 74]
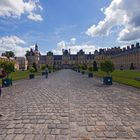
[136, 42, 140, 48]
[123, 48, 126, 51]
[69, 49, 71, 54]
[131, 44, 134, 49]
[127, 46, 130, 50]
[62, 49, 64, 54]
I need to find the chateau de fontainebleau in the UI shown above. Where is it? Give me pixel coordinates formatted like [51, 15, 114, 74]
[1, 42, 140, 71]
[26, 42, 140, 70]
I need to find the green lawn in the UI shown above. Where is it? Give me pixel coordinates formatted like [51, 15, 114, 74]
[94, 70, 140, 88]
[1, 69, 140, 88]
[0, 70, 42, 84]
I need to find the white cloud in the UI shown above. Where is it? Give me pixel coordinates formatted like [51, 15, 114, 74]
[27, 13, 42, 21]
[70, 38, 77, 44]
[53, 40, 99, 55]
[0, 0, 43, 21]
[0, 35, 30, 57]
[86, 0, 140, 41]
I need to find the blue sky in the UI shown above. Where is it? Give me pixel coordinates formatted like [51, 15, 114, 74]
[0, 0, 140, 56]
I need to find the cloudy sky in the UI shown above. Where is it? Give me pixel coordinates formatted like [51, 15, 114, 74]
[0, 0, 140, 56]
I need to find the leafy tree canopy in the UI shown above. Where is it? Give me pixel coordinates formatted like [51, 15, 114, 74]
[130, 63, 135, 70]
[0, 61, 15, 77]
[2, 51, 15, 58]
[41, 64, 46, 71]
[81, 64, 87, 70]
[29, 67, 36, 73]
[32, 63, 37, 72]
[88, 66, 93, 72]
[25, 50, 30, 57]
[93, 61, 98, 71]
[100, 60, 115, 76]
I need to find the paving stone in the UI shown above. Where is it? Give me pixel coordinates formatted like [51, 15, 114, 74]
[14, 134, 25, 140]
[47, 124, 56, 129]
[51, 129, 60, 135]
[95, 131, 105, 138]
[33, 135, 46, 140]
[0, 135, 6, 140]
[24, 134, 34, 140]
[45, 135, 55, 140]
[4, 134, 15, 140]
[0, 69, 140, 139]
[56, 124, 69, 129]
[55, 135, 69, 140]
[104, 131, 117, 138]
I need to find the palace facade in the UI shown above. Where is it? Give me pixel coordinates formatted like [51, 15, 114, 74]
[26, 43, 140, 70]
[26, 44, 94, 69]
[95, 42, 140, 69]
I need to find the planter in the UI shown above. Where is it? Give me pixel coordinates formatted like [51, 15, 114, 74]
[88, 73, 93, 78]
[103, 76, 112, 85]
[2, 78, 12, 87]
[29, 74, 35, 79]
[81, 71, 85, 74]
[42, 72, 46, 75]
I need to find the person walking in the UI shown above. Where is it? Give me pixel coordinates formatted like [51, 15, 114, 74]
[45, 67, 48, 78]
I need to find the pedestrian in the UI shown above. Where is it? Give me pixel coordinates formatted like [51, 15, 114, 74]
[45, 67, 48, 78]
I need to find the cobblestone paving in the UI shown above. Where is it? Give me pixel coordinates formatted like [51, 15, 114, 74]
[0, 69, 140, 140]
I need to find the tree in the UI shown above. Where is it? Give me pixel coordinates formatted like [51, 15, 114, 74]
[32, 63, 37, 72]
[77, 64, 81, 70]
[25, 50, 30, 57]
[0, 61, 15, 77]
[2, 51, 15, 58]
[29, 67, 36, 73]
[130, 63, 135, 70]
[100, 60, 115, 76]
[81, 64, 87, 70]
[48, 66, 52, 70]
[93, 61, 98, 71]
[41, 64, 46, 71]
[88, 66, 93, 72]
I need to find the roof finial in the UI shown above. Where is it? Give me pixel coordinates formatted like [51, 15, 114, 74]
[35, 43, 38, 51]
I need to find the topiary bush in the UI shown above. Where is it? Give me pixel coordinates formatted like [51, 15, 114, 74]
[100, 60, 114, 76]
[0, 61, 15, 78]
[29, 67, 36, 73]
[41, 64, 46, 71]
[93, 61, 98, 71]
[88, 67, 93, 72]
[130, 63, 135, 70]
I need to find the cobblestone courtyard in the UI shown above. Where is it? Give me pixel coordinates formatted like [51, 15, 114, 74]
[0, 70, 140, 140]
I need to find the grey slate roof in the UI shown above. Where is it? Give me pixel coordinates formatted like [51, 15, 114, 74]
[54, 55, 62, 60]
